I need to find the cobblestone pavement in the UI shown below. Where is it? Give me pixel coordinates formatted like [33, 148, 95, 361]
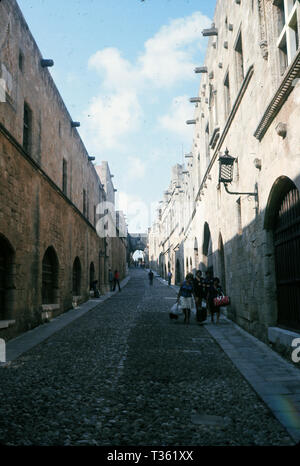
[0, 269, 297, 446]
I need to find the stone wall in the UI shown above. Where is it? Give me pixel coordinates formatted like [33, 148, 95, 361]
[149, 0, 300, 348]
[0, 0, 127, 340]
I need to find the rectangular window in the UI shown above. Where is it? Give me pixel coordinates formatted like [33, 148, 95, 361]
[224, 72, 231, 119]
[23, 103, 32, 154]
[62, 159, 67, 195]
[235, 31, 244, 88]
[275, 0, 299, 73]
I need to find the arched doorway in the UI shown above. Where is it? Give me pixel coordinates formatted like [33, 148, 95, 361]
[273, 181, 300, 330]
[89, 262, 95, 289]
[0, 235, 15, 320]
[72, 257, 81, 296]
[203, 222, 213, 275]
[194, 237, 199, 270]
[175, 259, 181, 285]
[218, 234, 226, 292]
[42, 247, 59, 304]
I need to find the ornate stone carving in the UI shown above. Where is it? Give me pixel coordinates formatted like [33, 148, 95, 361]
[258, 0, 269, 60]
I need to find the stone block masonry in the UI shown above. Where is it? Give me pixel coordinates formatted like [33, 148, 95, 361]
[0, 0, 127, 340]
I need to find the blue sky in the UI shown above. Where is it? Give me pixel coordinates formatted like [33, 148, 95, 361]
[17, 0, 216, 232]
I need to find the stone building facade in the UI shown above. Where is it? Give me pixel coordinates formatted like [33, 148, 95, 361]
[149, 0, 300, 355]
[0, 0, 127, 340]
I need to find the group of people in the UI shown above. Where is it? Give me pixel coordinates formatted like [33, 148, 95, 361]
[176, 270, 224, 325]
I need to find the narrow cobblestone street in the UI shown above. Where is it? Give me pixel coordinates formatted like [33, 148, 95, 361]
[0, 269, 297, 447]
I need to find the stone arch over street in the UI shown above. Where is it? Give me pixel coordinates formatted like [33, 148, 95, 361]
[127, 233, 148, 267]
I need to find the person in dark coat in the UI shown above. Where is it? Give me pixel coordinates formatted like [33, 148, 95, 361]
[207, 277, 223, 324]
[148, 269, 154, 285]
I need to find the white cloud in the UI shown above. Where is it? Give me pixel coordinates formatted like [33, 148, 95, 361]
[158, 95, 195, 141]
[83, 90, 142, 150]
[82, 11, 211, 151]
[127, 156, 147, 180]
[116, 191, 150, 233]
[88, 47, 138, 92]
[139, 12, 211, 87]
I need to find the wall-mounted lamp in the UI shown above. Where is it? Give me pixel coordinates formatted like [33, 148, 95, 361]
[218, 148, 258, 203]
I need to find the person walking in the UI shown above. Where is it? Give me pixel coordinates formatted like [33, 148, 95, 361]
[193, 270, 206, 323]
[148, 269, 154, 285]
[207, 277, 223, 324]
[109, 268, 114, 292]
[177, 273, 195, 324]
[167, 271, 172, 286]
[113, 270, 121, 292]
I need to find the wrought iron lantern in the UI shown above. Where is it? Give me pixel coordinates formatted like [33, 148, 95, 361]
[218, 148, 235, 184]
[218, 148, 258, 205]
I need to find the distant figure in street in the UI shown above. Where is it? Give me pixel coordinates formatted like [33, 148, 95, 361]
[207, 277, 223, 324]
[167, 271, 172, 286]
[109, 268, 113, 291]
[177, 273, 195, 324]
[148, 269, 154, 285]
[113, 270, 121, 292]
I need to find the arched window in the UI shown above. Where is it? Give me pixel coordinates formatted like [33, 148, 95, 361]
[72, 257, 81, 296]
[42, 247, 59, 304]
